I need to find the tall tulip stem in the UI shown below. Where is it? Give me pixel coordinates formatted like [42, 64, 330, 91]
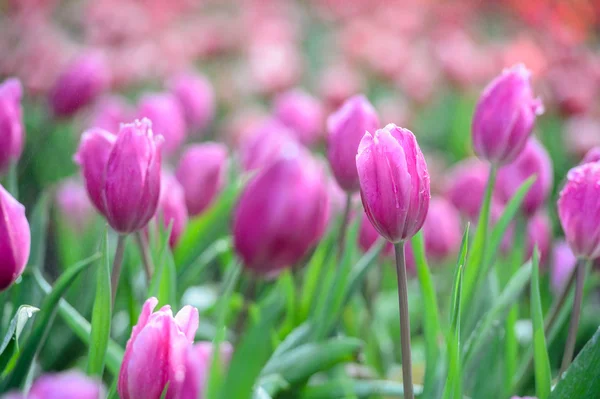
[110, 234, 128, 306]
[560, 259, 587, 375]
[336, 194, 352, 259]
[394, 241, 414, 399]
[135, 231, 154, 281]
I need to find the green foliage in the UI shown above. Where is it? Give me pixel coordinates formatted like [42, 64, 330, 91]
[531, 249, 552, 399]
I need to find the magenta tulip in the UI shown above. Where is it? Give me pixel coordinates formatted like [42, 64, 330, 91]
[233, 153, 329, 274]
[118, 297, 199, 399]
[551, 241, 577, 293]
[0, 78, 24, 173]
[28, 371, 104, 399]
[274, 89, 324, 146]
[423, 197, 462, 262]
[176, 143, 228, 217]
[0, 184, 30, 291]
[327, 95, 380, 192]
[239, 119, 298, 172]
[89, 95, 133, 134]
[582, 146, 600, 164]
[168, 72, 215, 134]
[445, 158, 495, 221]
[356, 124, 430, 243]
[137, 93, 186, 156]
[179, 342, 232, 399]
[526, 211, 552, 265]
[156, 172, 188, 248]
[55, 179, 95, 232]
[472, 64, 544, 166]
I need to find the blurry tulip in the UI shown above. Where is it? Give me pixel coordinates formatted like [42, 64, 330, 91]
[445, 159, 493, 222]
[168, 72, 215, 134]
[249, 42, 301, 94]
[104, 119, 163, 234]
[156, 172, 188, 248]
[48, 53, 110, 117]
[239, 119, 298, 172]
[118, 297, 199, 399]
[274, 89, 324, 146]
[526, 211, 552, 265]
[326, 178, 347, 219]
[233, 153, 329, 274]
[423, 197, 462, 262]
[55, 179, 95, 232]
[319, 63, 363, 109]
[0, 184, 30, 291]
[89, 95, 133, 133]
[0, 78, 24, 173]
[28, 371, 104, 399]
[472, 64, 544, 166]
[551, 241, 577, 293]
[176, 143, 228, 217]
[557, 162, 600, 259]
[327, 95, 379, 192]
[179, 342, 233, 399]
[547, 52, 598, 116]
[497, 138, 553, 216]
[137, 93, 186, 156]
[74, 128, 116, 215]
[582, 146, 600, 164]
[564, 116, 600, 158]
[356, 124, 430, 243]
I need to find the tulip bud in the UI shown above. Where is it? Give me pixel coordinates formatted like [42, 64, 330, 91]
[582, 146, 600, 164]
[0, 185, 30, 291]
[55, 179, 95, 232]
[239, 119, 299, 172]
[423, 197, 462, 262]
[233, 153, 329, 274]
[168, 72, 215, 134]
[118, 297, 199, 399]
[156, 172, 188, 248]
[497, 138, 553, 216]
[356, 124, 430, 243]
[274, 89, 324, 146]
[74, 128, 116, 215]
[176, 143, 228, 217]
[472, 64, 544, 165]
[89, 95, 133, 134]
[179, 342, 233, 399]
[104, 119, 163, 234]
[0, 78, 24, 173]
[28, 371, 105, 399]
[557, 162, 600, 259]
[48, 53, 110, 117]
[551, 241, 577, 293]
[526, 211, 552, 265]
[327, 95, 380, 192]
[137, 93, 186, 156]
[445, 158, 493, 221]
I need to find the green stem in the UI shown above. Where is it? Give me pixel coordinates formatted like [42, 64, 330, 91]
[135, 231, 154, 282]
[559, 258, 587, 375]
[336, 194, 352, 261]
[110, 235, 128, 306]
[394, 241, 414, 399]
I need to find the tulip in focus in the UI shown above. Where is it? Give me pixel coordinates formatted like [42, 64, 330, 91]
[233, 153, 329, 274]
[0, 184, 30, 291]
[137, 93, 186, 156]
[356, 124, 430, 243]
[239, 119, 298, 172]
[55, 179, 95, 232]
[327, 95, 380, 192]
[551, 241, 577, 294]
[168, 72, 215, 134]
[48, 53, 110, 117]
[155, 172, 188, 248]
[27, 371, 104, 399]
[118, 297, 199, 399]
[472, 64, 544, 166]
[274, 89, 324, 146]
[557, 162, 600, 259]
[176, 143, 228, 217]
[423, 197, 462, 262]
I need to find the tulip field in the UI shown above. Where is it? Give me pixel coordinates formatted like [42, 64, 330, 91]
[2, 1, 600, 398]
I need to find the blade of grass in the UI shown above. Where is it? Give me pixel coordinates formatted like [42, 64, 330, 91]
[443, 259, 464, 399]
[531, 248, 552, 399]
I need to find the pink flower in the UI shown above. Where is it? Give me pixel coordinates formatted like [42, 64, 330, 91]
[137, 93, 186, 156]
[0, 78, 24, 173]
[0, 184, 30, 291]
[274, 89, 324, 146]
[423, 197, 462, 262]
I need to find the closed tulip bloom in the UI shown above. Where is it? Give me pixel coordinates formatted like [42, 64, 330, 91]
[55, 179, 95, 232]
[551, 241, 577, 293]
[445, 158, 494, 221]
[137, 93, 186, 156]
[497, 138, 553, 216]
[176, 143, 228, 217]
[233, 153, 329, 274]
[168, 72, 215, 133]
[74, 128, 117, 215]
[356, 124, 430, 243]
[118, 297, 199, 399]
[423, 197, 462, 262]
[0, 78, 24, 173]
[327, 95, 380, 192]
[0, 185, 30, 291]
[526, 211, 552, 265]
[156, 172, 188, 248]
[582, 146, 600, 164]
[472, 64, 544, 165]
[28, 371, 104, 399]
[558, 162, 600, 259]
[239, 119, 298, 172]
[274, 89, 324, 146]
[104, 119, 163, 233]
[49, 53, 110, 117]
[179, 342, 232, 399]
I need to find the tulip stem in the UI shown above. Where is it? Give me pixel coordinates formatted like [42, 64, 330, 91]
[110, 235, 128, 306]
[336, 194, 352, 260]
[394, 241, 414, 399]
[135, 231, 154, 281]
[560, 258, 587, 375]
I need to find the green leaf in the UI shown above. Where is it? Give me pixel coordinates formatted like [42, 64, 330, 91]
[299, 379, 424, 398]
[28, 192, 50, 271]
[2, 254, 97, 389]
[179, 237, 231, 289]
[0, 305, 39, 374]
[266, 323, 312, 369]
[550, 326, 600, 399]
[87, 228, 112, 377]
[531, 248, 552, 399]
[261, 337, 362, 387]
[462, 261, 532, 365]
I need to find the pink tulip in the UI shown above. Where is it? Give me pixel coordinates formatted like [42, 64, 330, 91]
[168, 72, 215, 134]
[89, 95, 133, 134]
[55, 179, 95, 233]
[444, 158, 491, 221]
[239, 119, 298, 172]
[582, 146, 600, 164]
[156, 172, 188, 248]
[179, 342, 232, 399]
[423, 197, 462, 262]
[0, 78, 24, 173]
[28, 371, 104, 399]
[274, 89, 324, 146]
[526, 211, 552, 266]
[137, 93, 186, 156]
[551, 241, 577, 293]
[0, 184, 30, 291]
